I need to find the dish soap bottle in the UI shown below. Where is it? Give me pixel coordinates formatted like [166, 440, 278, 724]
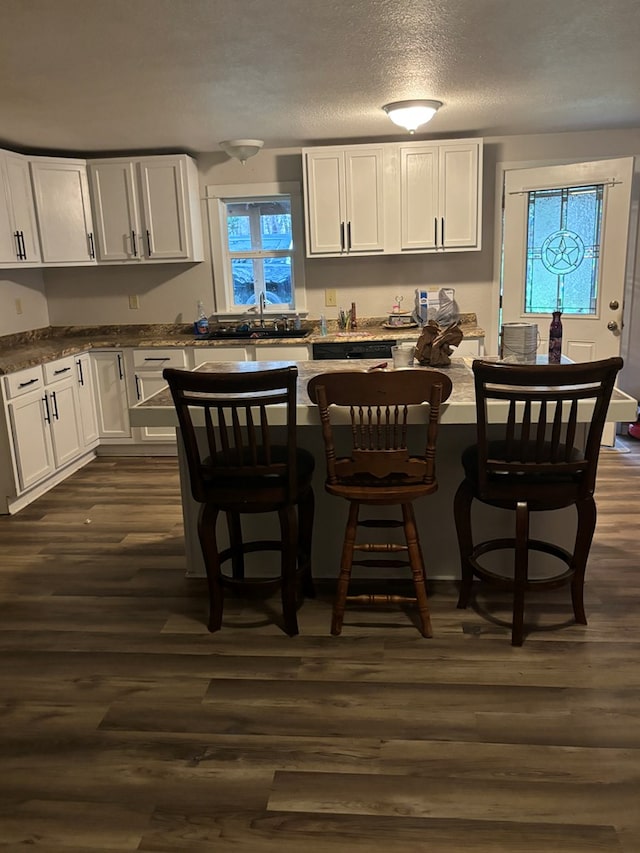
[194, 301, 209, 336]
[548, 311, 563, 363]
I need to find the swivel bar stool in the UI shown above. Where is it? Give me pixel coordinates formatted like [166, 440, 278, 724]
[164, 365, 315, 636]
[455, 357, 622, 645]
[308, 368, 452, 637]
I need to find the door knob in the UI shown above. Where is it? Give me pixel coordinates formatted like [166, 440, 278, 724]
[609, 300, 619, 310]
[607, 320, 619, 332]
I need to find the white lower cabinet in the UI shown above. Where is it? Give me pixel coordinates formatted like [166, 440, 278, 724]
[1, 356, 96, 512]
[255, 344, 311, 361]
[44, 371, 83, 468]
[91, 350, 132, 442]
[75, 352, 99, 448]
[130, 348, 190, 442]
[193, 347, 251, 365]
[6, 374, 55, 491]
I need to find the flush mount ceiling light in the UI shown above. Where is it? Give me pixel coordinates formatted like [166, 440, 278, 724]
[382, 100, 443, 134]
[219, 139, 264, 164]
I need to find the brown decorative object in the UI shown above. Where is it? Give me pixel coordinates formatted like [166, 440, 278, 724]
[307, 368, 453, 637]
[414, 320, 464, 367]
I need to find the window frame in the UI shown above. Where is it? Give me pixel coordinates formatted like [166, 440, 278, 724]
[206, 181, 307, 318]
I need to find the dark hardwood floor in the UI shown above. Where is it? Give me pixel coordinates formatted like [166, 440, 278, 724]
[0, 439, 639, 851]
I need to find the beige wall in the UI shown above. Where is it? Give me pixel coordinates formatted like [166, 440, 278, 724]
[13, 127, 640, 383]
[0, 270, 49, 336]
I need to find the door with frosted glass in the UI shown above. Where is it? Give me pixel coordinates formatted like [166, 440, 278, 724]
[502, 158, 633, 362]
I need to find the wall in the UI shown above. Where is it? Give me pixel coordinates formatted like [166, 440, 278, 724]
[0, 270, 49, 335]
[29, 128, 640, 377]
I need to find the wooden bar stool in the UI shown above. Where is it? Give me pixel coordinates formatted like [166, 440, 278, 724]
[307, 368, 452, 636]
[164, 365, 315, 636]
[454, 357, 623, 645]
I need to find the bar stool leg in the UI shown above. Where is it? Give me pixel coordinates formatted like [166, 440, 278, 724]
[332, 501, 359, 635]
[279, 504, 300, 637]
[402, 502, 433, 638]
[512, 501, 530, 646]
[454, 480, 475, 608]
[226, 512, 245, 579]
[198, 503, 224, 633]
[571, 496, 596, 625]
[298, 487, 316, 599]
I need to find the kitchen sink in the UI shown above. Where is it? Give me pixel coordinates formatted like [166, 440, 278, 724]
[205, 328, 311, 340]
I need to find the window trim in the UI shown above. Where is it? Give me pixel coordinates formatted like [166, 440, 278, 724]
[206, 181, 307, 318]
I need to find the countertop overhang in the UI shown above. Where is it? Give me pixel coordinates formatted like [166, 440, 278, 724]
[130, 357, 639, 428]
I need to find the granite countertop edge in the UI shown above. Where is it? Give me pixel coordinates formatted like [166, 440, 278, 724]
[0, 318, 485, 375]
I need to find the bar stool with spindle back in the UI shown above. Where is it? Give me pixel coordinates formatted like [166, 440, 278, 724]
[454, 357, 623, 645]
[164, 365, 315, 636]
[307, 368, 452, 637]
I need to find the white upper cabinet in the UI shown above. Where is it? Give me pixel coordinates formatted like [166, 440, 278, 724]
[88, 154, 204, 263]
[399, 140, 482, 252]
[0, 149, 41, 266]
[29, 157, 97, 265]
[303, 138, 482, 257]
[303, 146, 385, 256]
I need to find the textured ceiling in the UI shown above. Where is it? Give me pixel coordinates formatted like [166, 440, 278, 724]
[1, 0, 639, 156]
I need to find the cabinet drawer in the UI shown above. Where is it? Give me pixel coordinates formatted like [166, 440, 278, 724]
[132, 348, 188, 370]
[43, 355, 76, 385]
[4, 365, 45, 399]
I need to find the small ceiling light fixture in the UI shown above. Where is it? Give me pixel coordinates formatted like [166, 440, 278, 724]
[382, 100, 443, 134]
[219, 139, 264, 164]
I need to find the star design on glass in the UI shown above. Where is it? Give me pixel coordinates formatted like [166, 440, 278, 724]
[541, 229, 585, 275]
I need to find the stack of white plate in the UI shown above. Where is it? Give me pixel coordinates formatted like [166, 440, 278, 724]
[501, 323, 539, 363]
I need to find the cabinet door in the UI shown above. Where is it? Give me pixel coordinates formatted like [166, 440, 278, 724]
[255, 344, 310, 361]
[48, 378, 82, 467]
[193, 348, 251, 365]
[439, 142, 481, 250]
[76, 353, 99, 447]
[89, 161, 141, 262]
[30, 158, 96, 264]
[91, 351, 131, 440]
[344, 147, 385, 253]
[138, 157, 191, 260]
[134, 373, 176, 441]
[8, 392, 55, 491]
[304, 150, 345, 255]
[0, 152, 41, 265]
[0, 155, 17, 263]
[400, 145, 439, 251]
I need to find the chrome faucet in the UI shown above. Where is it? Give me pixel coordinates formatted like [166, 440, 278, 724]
[259, 291, 266, 327]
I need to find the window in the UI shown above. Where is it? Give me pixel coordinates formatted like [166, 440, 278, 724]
[524, 184, 604, 316]
[207, 182, 306, 316]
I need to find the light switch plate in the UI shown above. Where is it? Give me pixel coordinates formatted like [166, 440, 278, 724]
[325, 289, 337, 307]
[128, 295, 140, 310]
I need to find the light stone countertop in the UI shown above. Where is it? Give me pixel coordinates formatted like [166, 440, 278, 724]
[130, 357, 639, 428]
[0, 319, 485, 375]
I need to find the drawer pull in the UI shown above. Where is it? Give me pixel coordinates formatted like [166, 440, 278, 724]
[53, 366, 71, 375]
[18, 378, 40, 388]
[143, 357, 170, 362]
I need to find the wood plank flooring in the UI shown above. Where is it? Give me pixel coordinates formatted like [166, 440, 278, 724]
[0, 441, 639, 852]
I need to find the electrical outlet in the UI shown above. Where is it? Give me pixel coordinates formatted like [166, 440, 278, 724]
[325, 288, 337, 307]
[15, 298, 23, 315]
[128, 295, 140, 310]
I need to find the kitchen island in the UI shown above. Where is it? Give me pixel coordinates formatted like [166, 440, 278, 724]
[130, 357, 638, 581]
